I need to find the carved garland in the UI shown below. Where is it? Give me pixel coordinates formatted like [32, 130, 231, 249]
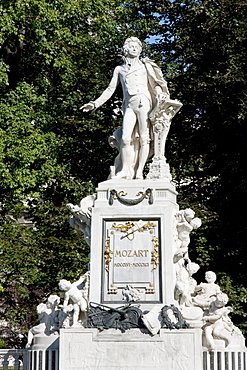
[151, 236, 159, 271]
[104, 237, 113, 272]
[109, 188, 153, 206]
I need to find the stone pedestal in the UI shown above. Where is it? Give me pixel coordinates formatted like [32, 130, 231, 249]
[28, 335, 59, 370]
[59, 328, 202, 370]
[89, 178, 178, 311]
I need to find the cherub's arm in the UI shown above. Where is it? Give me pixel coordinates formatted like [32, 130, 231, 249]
[73, 273, 88, 287]
[63, 291, 70, 308]
[204, 307, 231, 323]
[203, 313, 221, 323]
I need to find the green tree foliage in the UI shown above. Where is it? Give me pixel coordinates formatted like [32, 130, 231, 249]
[0, 0, 147, 347]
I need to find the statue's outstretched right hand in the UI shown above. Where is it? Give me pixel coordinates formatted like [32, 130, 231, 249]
[80, 101, 95, 112]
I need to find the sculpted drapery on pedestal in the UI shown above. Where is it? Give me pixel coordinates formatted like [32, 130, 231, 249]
[81, 37, 181, 180]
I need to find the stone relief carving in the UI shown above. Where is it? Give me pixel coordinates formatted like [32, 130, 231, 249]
[141, 306, 162, 335]
[27, 194, 245, 355]
[84, 302, 143, 332]
[81, 37, 182, 180]
[67, 194, 96, 246]
[122, 284, 141, 302]
[147, 99, 182, 180]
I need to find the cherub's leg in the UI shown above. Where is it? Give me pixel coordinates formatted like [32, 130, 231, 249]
[213, 323, 231, 347]
[72, 304, 80, 327]
[26, 324, 45, 348]
[79, 297, 87, 312]
[26, 330, 34, 348]
[204, 325, 215, 350]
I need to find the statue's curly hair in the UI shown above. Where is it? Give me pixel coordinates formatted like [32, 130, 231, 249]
[123, 37, 142, 56]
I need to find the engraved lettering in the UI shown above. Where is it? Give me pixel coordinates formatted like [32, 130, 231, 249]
[114, 249, 149, 258]
[122, 250, 127, 257]
[114, 263, 150, 267]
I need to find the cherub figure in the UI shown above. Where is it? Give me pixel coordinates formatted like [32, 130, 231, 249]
[26, 294, 60, 348]
[192, 271, 221, 310]
[26, 303, 52, 348]
[176, 209, 201, 250]
[58, 272, 89, 327]
[202, 293, 234, 350]
[46, 294, 61, 331]
[175, 261, 200, 308]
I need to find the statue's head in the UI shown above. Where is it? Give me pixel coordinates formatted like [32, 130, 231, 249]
[188, 262, 200, 275]
[36, 303, 47, 315]
[215, 292, 228, 307]
[205, 271, 216, 283]
[46, 294, 60, 308]
[123, 37, 142, 57]
[58, 279, 71, 291]
[184, 208, 195, 222]
[190, 217, 202, 229]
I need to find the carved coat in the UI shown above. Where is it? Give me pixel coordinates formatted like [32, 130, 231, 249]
[94, 58, 169, 111]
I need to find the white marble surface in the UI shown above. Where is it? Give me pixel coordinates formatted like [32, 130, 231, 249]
[81, 37, 183, 180]
[59, 328, 202, 370]
[89, 179, 178, 310]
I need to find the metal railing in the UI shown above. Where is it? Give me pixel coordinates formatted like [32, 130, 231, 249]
[0, 349, 28, 370]
[0, 348, 59, 370]
[203, 350, 247, 370]
[2, 346, 246, 370]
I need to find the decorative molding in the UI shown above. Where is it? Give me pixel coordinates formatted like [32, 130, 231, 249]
[109, 188, 153, 206]
[112, 220, 156, 241]
[104, 237, 113, 273]
[151, 236, 160, 271]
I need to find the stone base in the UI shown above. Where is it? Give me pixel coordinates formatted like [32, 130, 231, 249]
[28, 335, 59, 370]
[90, 179, 178, 310]
[59, 327, 202, 370]
[202, 335, 246, 351]
[30, 334, 59, 350]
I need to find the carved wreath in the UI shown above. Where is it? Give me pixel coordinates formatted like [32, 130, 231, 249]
[161, 305, 189, 329]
